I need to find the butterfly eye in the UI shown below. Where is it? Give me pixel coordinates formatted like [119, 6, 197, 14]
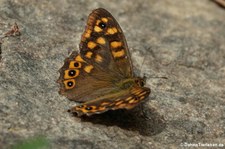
[99, 22, 106, 29]
[140, 81, 145, 87]
[68, 70, 77, 77]
[135, 79, 145, 87]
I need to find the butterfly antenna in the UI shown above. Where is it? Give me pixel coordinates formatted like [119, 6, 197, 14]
[139, 50, 148, 76]
[148, 76, 168, 79]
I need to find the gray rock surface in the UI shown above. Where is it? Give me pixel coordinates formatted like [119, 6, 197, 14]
[0, 0, 225, 148]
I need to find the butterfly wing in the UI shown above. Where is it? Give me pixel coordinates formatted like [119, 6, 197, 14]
[69, 86, 150, 116]
[80, 8, 133, 78]
[57, 51, 117, 102]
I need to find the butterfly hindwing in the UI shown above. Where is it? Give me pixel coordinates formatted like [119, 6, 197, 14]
[69, 86, 150, 116]
[57, 51, 117, 102]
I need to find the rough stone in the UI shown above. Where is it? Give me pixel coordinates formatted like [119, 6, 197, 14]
[0, 0, 225, 148]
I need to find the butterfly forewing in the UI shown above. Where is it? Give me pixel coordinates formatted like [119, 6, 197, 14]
[80, 8, 133, 78]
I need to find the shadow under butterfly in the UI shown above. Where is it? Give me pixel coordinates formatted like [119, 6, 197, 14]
[71, 104, 166, 136]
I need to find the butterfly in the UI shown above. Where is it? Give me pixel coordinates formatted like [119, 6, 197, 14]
[57, 8, 151, 116]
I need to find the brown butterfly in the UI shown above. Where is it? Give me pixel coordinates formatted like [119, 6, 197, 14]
[57, 8, 150, 116]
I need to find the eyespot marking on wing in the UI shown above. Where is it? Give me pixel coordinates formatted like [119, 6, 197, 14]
[69, 61, 82, 69]
[63, 79, 76, 89]
[64, 69, 79, 79]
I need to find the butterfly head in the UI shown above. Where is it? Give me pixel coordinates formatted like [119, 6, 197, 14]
[117, 77, 147, 90]
[134, 77, 146, 87]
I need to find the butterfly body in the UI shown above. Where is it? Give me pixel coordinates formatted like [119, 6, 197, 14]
[57, 8, 150, 116]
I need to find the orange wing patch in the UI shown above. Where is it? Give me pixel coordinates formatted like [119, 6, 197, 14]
[84, 65, 94, 73]
[87, 41, 97, 49]
[94, 26, 103, 32]
[96, 37, 106, 45]
[85, 51, 93, 59]
[95, 54, 103, 63]
[110, 41, 122, 48]
[84, 29, 92, 38]
[106, 27, 118, 35]
[75, 55, 85, 62]
[112, 49, 125, 58]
